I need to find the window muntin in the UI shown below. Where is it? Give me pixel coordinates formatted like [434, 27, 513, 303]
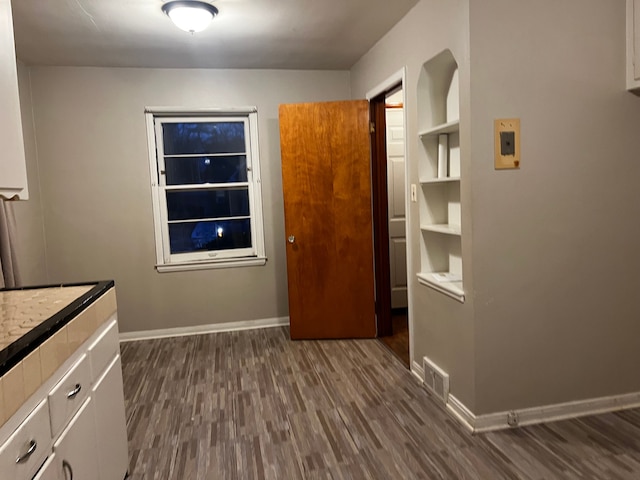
[164, 155, 248, 185]
[168, 218, 252, 254]
[165, 188, 250, 221]
[147, 111, 264, 269]
[162, 121, 246, 155]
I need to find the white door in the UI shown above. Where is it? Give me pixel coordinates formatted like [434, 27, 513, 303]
[53, 398, 99, 480]
[385, 93, 408, 309]
[92, 355, 129, 480]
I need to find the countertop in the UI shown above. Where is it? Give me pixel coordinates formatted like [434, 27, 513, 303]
[0, 280, 114, 377]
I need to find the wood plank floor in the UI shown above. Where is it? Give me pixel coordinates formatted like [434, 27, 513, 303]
[120, 327, 640, 479]
[378, 310, 409, 367]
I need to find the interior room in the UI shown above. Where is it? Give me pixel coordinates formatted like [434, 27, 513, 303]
[2, 0, 640, 478]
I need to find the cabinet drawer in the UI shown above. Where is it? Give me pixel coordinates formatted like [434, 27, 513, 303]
[48, 354, 91, 438]
[88, 319, 119, 380]
[0, 399, 51, 480]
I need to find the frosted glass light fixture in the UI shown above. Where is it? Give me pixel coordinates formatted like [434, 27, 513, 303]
[162, 1, 219, 33]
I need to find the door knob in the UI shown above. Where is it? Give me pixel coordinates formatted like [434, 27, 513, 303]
[288, 235, 295, 244]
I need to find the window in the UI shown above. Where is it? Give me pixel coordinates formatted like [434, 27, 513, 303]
[146, 108, 265, 272]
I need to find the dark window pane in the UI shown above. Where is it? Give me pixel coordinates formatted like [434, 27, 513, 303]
[169, 219, 252, 254]
[163, 122, 246, 155]
[165, 155, 247, 185]
[166, 189, 249, 221]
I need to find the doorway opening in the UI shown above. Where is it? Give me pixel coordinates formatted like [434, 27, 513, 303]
[277, 71, 410, 361]
[370, 77, 410, 368]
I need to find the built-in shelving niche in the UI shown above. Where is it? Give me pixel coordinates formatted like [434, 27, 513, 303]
[416, 49, 464, 303]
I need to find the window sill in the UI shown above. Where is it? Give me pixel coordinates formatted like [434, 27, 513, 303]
[156, 257, 267, 273]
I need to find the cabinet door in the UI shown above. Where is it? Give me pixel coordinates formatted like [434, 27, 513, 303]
[32, 454, 62, 480]
[53, 398, 98, 480]
[635, 0, 640, 81]
[92, 355, 129, 480]
[0, 0, 28, 200]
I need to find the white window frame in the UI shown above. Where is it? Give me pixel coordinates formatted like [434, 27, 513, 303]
[145, 107, 266, 273]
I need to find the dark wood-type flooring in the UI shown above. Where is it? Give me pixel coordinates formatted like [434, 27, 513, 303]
[120, 327, 640, 479]
[378, 310, 409, 367]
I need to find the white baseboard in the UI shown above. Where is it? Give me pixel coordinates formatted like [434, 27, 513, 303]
[119, 316, 290, 342]
[446, 394, 476, 433]
[411, 360, 424, 383]
[447, 391, 640, 433]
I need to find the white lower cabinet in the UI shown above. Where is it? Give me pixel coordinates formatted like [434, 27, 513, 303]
[32, 454, 61, 480]
[92, 355, 129, 480]
[1, 300, 128, 480]
[0, 399, 51, 480]
[53, 398, 99, 480]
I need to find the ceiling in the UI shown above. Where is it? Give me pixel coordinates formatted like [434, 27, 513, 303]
[12, 0, 418, 70]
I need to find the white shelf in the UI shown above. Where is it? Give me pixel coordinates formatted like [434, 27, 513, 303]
[417, 272, 465, 303]
[420, 224, 461, 236]
[419, 176, 460, 185]
[418, 120, 460, 138]
[417, 51, 463, 304]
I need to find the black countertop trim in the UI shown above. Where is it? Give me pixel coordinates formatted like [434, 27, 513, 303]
[0, 280, 115, 377]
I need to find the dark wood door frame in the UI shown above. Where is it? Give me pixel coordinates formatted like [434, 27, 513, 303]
[370, 93, 392, 337]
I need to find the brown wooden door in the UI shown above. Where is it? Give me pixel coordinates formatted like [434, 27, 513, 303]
[279, 100, 376, 339]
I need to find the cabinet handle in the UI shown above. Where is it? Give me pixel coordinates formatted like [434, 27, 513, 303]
[66, 383, 82, 399]
[63, 460, 74, 480]
[15, 439, 37, 464]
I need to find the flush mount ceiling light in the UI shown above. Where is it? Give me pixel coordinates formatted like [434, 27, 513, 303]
[161, 1, 219, 34]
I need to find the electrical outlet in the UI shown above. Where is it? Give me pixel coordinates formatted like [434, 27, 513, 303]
[507, 410, 519, 427]
[494, 118, 520, 169]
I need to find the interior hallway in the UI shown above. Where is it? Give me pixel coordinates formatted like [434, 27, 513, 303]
[120, 327, 640, 479]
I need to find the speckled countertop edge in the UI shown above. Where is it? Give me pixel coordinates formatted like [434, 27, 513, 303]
[0, 280, 115, 377]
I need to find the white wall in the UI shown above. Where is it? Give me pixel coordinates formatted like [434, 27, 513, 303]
[353, 0, 640, 416]
[24, 67, 351, 333]
[350, 0, 477, 411]
[469, 0, 640, 414]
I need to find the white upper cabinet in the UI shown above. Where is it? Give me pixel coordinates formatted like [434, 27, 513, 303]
[0, 0, 28, 200]
[627, 0, 640, 92]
